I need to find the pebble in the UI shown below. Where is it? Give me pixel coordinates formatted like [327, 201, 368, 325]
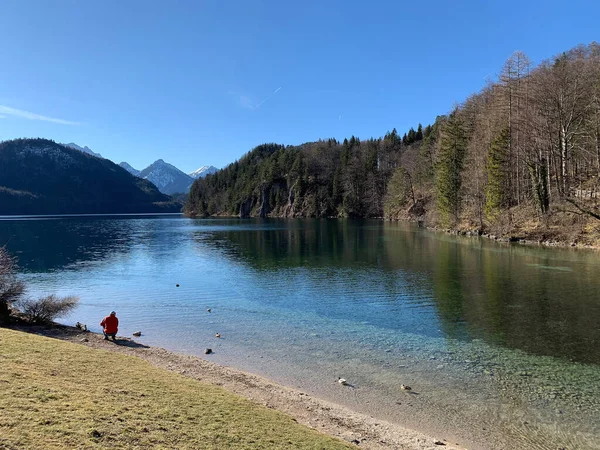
[80, 338, 89, 342]
[434, 441, 446, 446]
[132, 331, 142, 337]
[204, 348, 212, 354]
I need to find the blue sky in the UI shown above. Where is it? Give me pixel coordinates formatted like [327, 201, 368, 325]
[0, 0, 598, 173]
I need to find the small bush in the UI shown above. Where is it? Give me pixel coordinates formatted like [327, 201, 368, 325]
[18, 295, 79, 324]
[0, 247, 25, 325]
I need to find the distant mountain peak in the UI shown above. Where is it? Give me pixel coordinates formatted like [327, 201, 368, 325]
[119, 161, 140, 176]
[189, 165, 218, 179]
[138, 159, 193, 195]
[63, 142, 103, 159]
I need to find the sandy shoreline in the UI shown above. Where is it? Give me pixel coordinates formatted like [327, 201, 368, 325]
[14, 323, 463, 450]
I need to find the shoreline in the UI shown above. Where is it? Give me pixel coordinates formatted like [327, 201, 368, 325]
[185, 213, 600, 250]
[2, 210, 597, 250]
[13, 323, 462, 450]
[422, 224, 600, 250]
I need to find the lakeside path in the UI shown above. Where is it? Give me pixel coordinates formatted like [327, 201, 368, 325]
[5, 325, 463, 450]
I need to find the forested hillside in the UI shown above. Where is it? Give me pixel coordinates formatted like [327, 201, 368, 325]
[0, 139, 182, 215]
[186, 126, 430, 219]
[186, 43, 600, 244]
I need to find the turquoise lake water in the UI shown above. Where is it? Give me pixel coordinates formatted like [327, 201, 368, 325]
[1, 215, 599, 449]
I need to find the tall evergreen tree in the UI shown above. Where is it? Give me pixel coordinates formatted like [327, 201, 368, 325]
[416, 123, 423, 141]
[436, 111, 468, 226]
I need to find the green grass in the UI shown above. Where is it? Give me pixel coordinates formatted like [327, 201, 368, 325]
[0, 328, 352, 450]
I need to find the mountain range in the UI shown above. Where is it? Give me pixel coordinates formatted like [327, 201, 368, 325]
[59, 142, 218, 196]
[119, 161, 218, 195]
[0, 139, 181, 215]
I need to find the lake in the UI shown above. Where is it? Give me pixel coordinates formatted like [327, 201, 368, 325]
[2, 215, 599, 449]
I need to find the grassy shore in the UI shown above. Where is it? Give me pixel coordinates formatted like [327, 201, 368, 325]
[0, 328, 352, 450]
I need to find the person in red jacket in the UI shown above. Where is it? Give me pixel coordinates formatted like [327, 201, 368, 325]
[100, 311, 119, 341]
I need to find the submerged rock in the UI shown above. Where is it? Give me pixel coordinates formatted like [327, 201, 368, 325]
[132, 331, 142, 337]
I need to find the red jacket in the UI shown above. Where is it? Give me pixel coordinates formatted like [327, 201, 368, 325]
[100, 315, 119, 334]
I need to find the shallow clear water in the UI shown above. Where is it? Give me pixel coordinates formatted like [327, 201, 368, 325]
[2, 216, 599, 449]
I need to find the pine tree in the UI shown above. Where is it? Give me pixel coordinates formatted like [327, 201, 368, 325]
[423, 124, 433, 139]
[436, 112, 468, 226]
[416, 123, 423, 141]
[341, 138, 351, 166]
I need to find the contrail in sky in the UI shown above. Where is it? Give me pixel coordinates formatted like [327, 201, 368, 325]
[0, 105, 80, 125]
[256, 87, 282, 108]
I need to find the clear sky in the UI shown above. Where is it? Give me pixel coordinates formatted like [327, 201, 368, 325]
[0, 0, 598, 173]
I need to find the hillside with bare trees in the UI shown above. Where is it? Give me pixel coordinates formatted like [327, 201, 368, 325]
[387, 43, 600, 245]
[187, 43, 600, 245]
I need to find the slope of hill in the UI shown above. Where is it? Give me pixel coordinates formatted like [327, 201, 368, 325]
[189, 165, 218, 179]
[138, 159, 193, 195]
[0, 139, 181, 215]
